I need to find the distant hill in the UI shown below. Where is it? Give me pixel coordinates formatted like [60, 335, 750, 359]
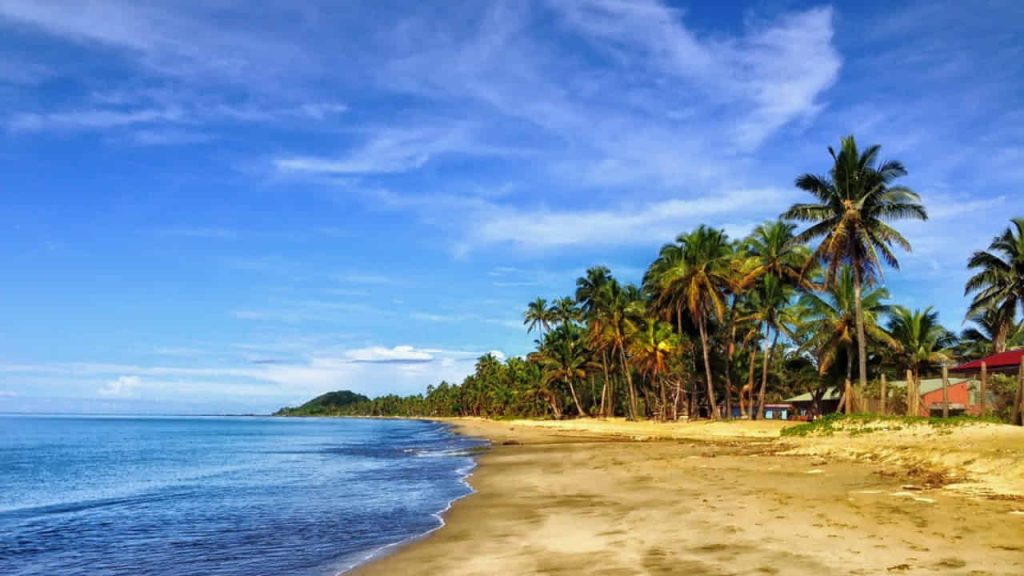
[274, 390, 372, 416]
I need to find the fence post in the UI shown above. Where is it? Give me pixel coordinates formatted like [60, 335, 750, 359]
[906, 369, 914, 416]
[941, 365, 949, 419]
[1015, 357, 1024, 426]
[980, 361, 988, 417]
[880, 373, 887, 416]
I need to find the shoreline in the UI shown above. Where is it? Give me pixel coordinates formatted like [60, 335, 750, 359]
[351, 417, 1024, 575]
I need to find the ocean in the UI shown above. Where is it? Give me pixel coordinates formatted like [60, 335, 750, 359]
[0, 415, 484, 575]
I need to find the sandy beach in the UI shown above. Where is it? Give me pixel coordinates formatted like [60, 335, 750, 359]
[353, 418, 1024, 576]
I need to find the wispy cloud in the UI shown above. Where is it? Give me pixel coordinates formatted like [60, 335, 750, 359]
[274, 123, 524, 176]
[0, 0, 311, 84]
[464, 188, 793, 250]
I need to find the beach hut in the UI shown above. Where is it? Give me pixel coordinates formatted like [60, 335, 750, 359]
[784, 388, 842, 420]
[951, 349, 1024, 425]
[885, 377, 984, 417]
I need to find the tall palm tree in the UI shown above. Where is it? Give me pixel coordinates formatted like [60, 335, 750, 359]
[741, 221, 813, 418]
[886, 306, 957, 401]
[964, 217, 1024, 353]
[523, 297, 553, 336]
[783, 135, 927, 395]
[649, 226, 733, 419]
[576, 266, 616, 416]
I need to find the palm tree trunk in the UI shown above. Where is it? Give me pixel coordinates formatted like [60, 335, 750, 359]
[619, 344, 638, 420]
[657, 369, 667, 421]
[852, 266, 869, 395]
[567, 378, 584, 418]
[723, 298, 738, 420]
[757, 325, 778, 420]
[745, 347, 757, 419]
[599, 350, 611, 417]
[698, 317, 719, 419]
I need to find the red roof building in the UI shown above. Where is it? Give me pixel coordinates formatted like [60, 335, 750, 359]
[952, 349, 1024, 374]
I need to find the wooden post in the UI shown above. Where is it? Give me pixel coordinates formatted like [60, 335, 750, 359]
[941, 365, 949, 419]
[906, 369, 914, 416]
[880, 373, 887, 416]
[1015, 357, 1024, 426]
[980, 362, 988, 417]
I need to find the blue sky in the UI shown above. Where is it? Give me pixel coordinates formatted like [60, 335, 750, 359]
[0, 0, 1021, 414]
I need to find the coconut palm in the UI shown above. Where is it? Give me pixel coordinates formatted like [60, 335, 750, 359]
[533, 324, 588, 417]
[741, 221, 813, 418]
[959, 308, 1024, 357]
[523, 297, 553, 336]
[886, 306, 957, 390]
[964, 217, 1024, 353]
[783, 135, 927, 395]
[551, 297, 580, 328]
[576, 266, 616, 416]
[628, 315, 678, 420]
[649, 226, 732, 419]
[799, 266, 894, 412]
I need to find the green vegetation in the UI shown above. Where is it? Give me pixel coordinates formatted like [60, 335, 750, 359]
[274, 136, 1023, 424]
[275, 390, 371, 416]
[781, 413, 1003, 437]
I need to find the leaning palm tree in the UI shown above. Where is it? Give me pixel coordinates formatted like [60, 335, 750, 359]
[783, 135, 927, 395]
[523, 297, 553, 336]
[650, 226, 733, 419]
[886, 307, 956, 414]
[964, 217, 1024, 353]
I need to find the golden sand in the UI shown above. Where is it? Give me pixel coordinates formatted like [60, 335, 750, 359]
[352, 418, 1024, 575]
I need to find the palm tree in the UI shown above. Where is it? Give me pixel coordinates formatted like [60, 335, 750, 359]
[576, 266, 615, 416]
[533, 324, 588, 417]
[800, 266, 894, 413]
[887, 307, 956, 415]
[741, 221, 813, 418]
[783, 135, 927, 395]
[744, 275, 791, 419]
[628, 315, 678, 420]
[523, 297, 553, 336]
[552, 297, 580, 328]
[959, 308, 1024, 357]
[649, 226, 732, 419]
[964, 217, 1024, 353]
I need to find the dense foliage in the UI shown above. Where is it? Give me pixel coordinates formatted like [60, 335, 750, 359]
[274, 390, 371, 416]
[276, 136, 1024, 423]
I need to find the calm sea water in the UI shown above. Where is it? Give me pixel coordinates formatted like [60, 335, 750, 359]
[0, 415, 484, 576]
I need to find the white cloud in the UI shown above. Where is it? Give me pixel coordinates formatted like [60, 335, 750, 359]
[274, 124, 524, 176]
[97, 375, 142, 397]
[466, 187, 792, 249]
[344, 345, 434, 364]
[0, 390, 17, 397]
[0, 0, 309, 84]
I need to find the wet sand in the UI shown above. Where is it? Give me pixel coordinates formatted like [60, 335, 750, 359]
[353, 419, 1024, 575]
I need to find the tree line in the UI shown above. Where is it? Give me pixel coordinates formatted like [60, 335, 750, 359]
[280, 136, 1024, 422]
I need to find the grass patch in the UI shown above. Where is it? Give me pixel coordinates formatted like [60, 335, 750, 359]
[780, 413, 1001, 437]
